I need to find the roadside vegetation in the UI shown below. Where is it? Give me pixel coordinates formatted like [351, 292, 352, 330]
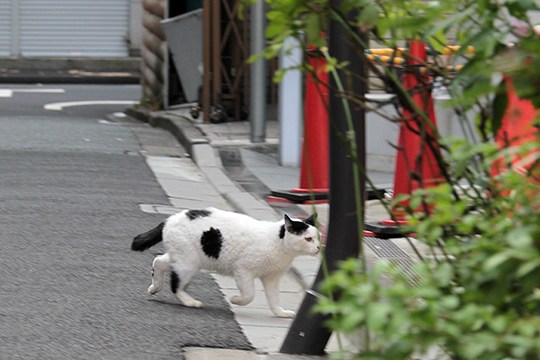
[255, 0, 540, 358]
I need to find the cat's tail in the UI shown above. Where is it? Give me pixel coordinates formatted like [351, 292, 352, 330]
[131, 222, 165, 251]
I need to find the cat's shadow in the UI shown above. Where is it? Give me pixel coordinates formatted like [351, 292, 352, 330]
[146, 297, 231, 315]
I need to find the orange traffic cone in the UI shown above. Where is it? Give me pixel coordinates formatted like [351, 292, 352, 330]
[366, 39, 444, 237]
[270, 50, 385, 204]
[269, 50, 330, 203]
[295, 51, 330, 194]
[490, 76, 540, 197]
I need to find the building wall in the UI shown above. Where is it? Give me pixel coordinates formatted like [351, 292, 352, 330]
[0, 0, 141, 58]
[0, 0, 11, 56]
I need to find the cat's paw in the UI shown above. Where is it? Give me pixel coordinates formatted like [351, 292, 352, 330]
[273, 309, 296, 318]
[230, 295, 252, 306]
[147, 284, 161, 295]
[183, 299, 203, 308]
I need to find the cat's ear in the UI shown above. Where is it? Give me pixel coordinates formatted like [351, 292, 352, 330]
[284, 214, 294, 233]
[305, 213, 317, 226]
[284, 214, 310, 235]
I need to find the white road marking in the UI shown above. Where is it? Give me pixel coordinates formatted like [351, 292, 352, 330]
[0, 89, 13, 98]
[0, 88, 65, 97]
[44, 100, 138, 111]
[13, 88, 65, 93]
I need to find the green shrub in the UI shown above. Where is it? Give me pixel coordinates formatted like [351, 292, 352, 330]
[257, 0, 540, 358]
[317, 163, 540, 359]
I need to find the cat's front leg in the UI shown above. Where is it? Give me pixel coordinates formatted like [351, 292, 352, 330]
[261, 273, 295, 318]
[230, 271, 255, 306]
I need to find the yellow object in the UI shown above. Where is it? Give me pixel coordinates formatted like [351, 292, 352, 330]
[367, 45, 475, 56]
[366, 54, 406, 65]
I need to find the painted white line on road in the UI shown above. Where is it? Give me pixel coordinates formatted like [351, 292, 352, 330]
[44, 100, 138, 111]
[0, 88, 65, 96]
[0, 89, 13, 98]
[14, 88, 66, 94]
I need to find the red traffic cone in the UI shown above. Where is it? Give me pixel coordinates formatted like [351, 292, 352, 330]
[366, 39, 443, 237]
[269, 50, 330, 203]
[490, 76, 540, 199]
[294, 51, 330, 194]
[391, 40, 443, 214]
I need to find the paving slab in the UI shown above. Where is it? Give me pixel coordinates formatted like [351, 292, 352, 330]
[146, 155, 232, 211]
[184, 347, 326, 360]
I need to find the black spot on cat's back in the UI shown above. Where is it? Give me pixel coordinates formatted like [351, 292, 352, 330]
[186, 209, 212, 221]
[201, 227, 223, 259]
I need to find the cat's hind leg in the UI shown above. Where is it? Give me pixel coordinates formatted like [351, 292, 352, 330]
[230, 271, 255, 306]
[148, 253, 171, 295]
[261, 273, 295, 318]
[170, 264, 203, 308]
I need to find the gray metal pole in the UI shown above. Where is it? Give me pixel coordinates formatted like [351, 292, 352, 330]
[249, 0, 266, 143]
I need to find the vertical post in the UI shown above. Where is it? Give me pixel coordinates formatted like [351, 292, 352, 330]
[278, 37, 303, 166]
[212, 0, 221, 111]
[279, 1, 367, 355]
[249, 0, 267, 143]
[202, 0, 212, 123]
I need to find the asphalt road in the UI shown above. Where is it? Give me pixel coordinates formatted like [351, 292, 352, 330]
[0, 84, 251, 359]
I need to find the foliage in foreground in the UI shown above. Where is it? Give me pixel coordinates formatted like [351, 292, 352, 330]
[318, 166, 540, 359]
[258, 0, 540, 358]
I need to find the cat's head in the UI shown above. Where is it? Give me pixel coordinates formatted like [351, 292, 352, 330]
[281, 214, 321, 256]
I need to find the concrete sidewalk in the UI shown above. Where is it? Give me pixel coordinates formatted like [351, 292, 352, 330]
[127, 106, 422, 359]
[0, 57, 140, 84]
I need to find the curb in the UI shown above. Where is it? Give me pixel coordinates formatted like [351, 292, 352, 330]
[125, 107, 209, 158]
[126, 107, 280, 220]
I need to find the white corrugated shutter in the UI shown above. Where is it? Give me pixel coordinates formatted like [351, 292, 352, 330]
[19, 0, 129, 57]
[0, 0, 11, 56]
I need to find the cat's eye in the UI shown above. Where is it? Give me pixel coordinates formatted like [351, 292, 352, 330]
[305, 237, 314, 242]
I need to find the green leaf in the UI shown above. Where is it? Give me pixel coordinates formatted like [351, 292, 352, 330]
[304, 13, 323, 47]
[488, 315, 508, 333]
[427, 28, 447, 54]
[440, 295, 460, 310]
[484, 252, 511, 271]
[266, 10, 285, 21]
[339, 310, 365, 333]
[491, 78, 508, 138]
[366, 303, 392, 330]
[266, 23, 288, 39]
[516, 259, 540, 278]
[508, 228, 533, 249]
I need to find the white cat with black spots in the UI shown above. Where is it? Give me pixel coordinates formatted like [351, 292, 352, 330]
[132, 207, 321, 318]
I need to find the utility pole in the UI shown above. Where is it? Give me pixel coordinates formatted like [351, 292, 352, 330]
[249, 0, 266, 143]
[279, 1, 367, 355]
